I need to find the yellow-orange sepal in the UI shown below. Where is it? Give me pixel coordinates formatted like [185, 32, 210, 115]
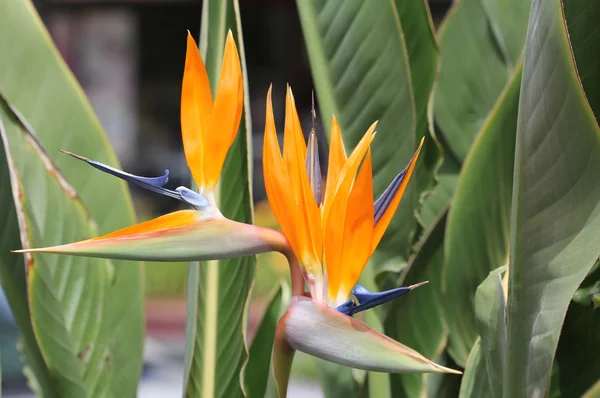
[181, 31, 243, 190]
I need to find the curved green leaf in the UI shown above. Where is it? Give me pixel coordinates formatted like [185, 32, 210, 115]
[387, 209, 450, 397]
[0, 2, 144, 396]
[504, 0, 600, 395]
[443, 64, 522, 366]
[435, 0, 530, 161]
[183, 1, 255, 397]
[1, 101, 111, 397]
[297, 0, 418, 269]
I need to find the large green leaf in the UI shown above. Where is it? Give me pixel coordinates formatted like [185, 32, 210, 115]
[442, 64, 522, 366]
[0, 100, 111, 397]
[0, 2, 144, 396]
[386, 209, 450, 397]
[435, 0, 530, 161]
[297, 0, 418, 270]
[183, 1, 255, 397]
[504, 0, 600, 395]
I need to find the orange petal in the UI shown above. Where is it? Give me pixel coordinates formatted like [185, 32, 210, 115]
[205, 30, 244, 188]
[323, 116, 347, 206]
[282, 88, 322, 272]
[324, 149, 374, 304]
[262, 87, 304, 264]
[323, 122, 377, 230]
[336, 150, 374, 302]
[99, 210, 199, 240]
[283, 87, 307, 201]
[181, 32, 213, 188]
[371, 137, 424, 250]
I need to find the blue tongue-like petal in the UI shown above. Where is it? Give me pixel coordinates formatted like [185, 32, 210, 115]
[336, 281, 428, 316]
[176, 186, 210, 209]
[60, 150, 208, 208]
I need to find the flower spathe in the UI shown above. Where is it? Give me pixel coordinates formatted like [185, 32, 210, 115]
[263, 86, 424, 307]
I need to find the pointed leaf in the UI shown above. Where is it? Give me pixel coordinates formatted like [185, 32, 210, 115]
[504, 0, 600, 395]
[0, 2, 144, 395]
[283, 298, 461, 374]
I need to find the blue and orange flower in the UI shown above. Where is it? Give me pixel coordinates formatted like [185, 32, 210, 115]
[16, 32, 460, 394]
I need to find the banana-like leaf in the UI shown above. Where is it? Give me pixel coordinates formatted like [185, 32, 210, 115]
[0, 2, 144, 396]
[435, 0, 530, 161]
[183, 1, 255, 397]
[458, 339, 486, 398]
[245, 284, 289, 398]
[504, 0, 600, 395]
[386, 209, 450, 397]
[283, 298, 461, 375]
[1, 99, 112, 397]
[297, 0, 419, 271]
[442, 65, 522, 366]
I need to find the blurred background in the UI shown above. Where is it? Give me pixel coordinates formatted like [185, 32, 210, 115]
[1, 0, 452, 396]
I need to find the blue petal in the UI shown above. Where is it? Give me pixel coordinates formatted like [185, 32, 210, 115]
[335, 299, 356, 316]
[336, 282, 428, 316]
[60, 150, 200, 205]
[373, 168, 407, 224]
[176, 186, 211, 209]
